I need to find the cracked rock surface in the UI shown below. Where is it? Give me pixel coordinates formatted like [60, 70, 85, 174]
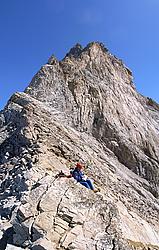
[0, 42, 159, 249]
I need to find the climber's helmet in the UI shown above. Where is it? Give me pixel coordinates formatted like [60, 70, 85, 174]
[76, 162, 84, 169]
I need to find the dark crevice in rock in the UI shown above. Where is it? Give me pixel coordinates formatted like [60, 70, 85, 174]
[32, 245, 46, 250]
[105, 211, 113, 234]
[112, 238, 116, 250]
[53, 187, 70, 230]
[95, 243, 98, 250]
[30, 223, 43, 243]
[31, 182, 41, 191]
[0, 204, 17, 220]
[0, 227, 15, 250]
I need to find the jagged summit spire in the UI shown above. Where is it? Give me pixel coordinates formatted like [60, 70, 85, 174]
[83, 41, 109, 53]
[64, 41, 109, 60]
[47, 54, 59, 65]
[65, 43, 83, 58]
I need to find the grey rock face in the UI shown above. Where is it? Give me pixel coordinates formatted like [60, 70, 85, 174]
[0, 42, 159, 249]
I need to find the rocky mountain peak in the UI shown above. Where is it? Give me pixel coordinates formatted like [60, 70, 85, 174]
[25, 41, 134, 100]
[83, 41, 109, 54]
[0, 42, 159, 250]
[47, 54, 59, 65]
[24, 43, 158, 192]
[65, 43, 83, 58]
[64, 42, 108, 60]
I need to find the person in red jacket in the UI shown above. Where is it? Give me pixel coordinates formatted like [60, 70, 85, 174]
[62, 162, 99, 192]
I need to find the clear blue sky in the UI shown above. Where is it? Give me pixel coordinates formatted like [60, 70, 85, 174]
[0, 0, 159, 110]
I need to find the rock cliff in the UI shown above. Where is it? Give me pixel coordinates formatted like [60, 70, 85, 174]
[0, 42, 159, 250]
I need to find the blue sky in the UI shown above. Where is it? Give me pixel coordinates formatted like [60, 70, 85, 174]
[0, 0, 159, 110]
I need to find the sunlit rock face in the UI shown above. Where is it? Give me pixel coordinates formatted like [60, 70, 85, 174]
[0, 42, 159, 250]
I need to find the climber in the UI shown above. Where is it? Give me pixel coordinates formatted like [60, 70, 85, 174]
[60, 162, 99, 193]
